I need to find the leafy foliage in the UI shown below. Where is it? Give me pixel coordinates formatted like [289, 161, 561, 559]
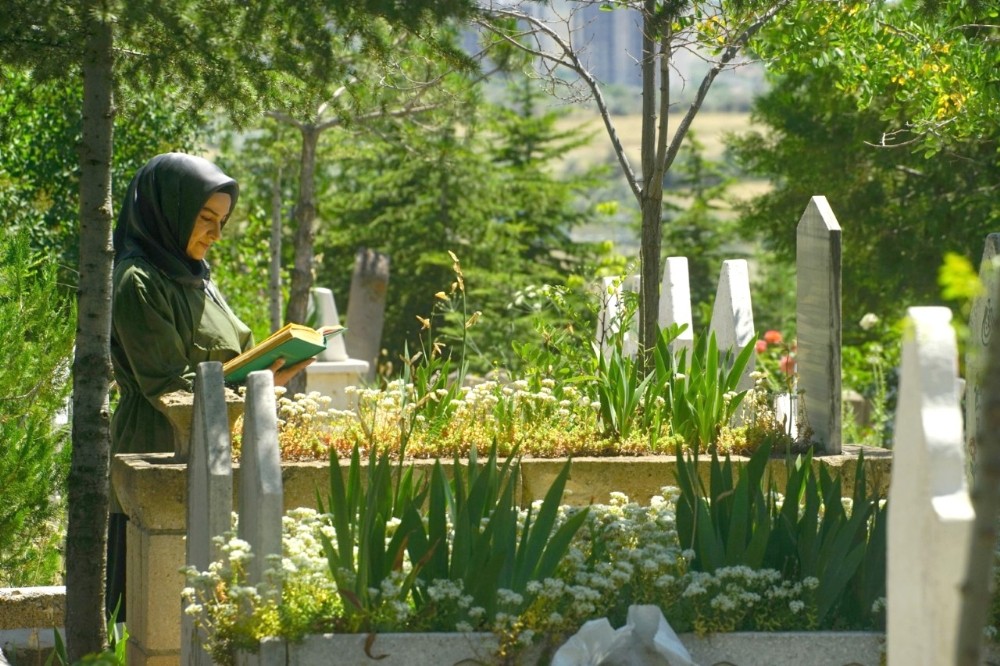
[310, 79, 607, 375]
[0, 65, 207, 288]
[729, 61, 1000, 329]
[754, 0, 1000, 151]
[674, 440, 887, 629]
[317, 441, 587, 631]
[0, 230, 74, 585]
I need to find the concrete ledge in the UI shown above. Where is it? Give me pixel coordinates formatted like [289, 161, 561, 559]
[0, 587, 64, 666]
[237, 631, 890, 666]
[112, 446, 893, 524]
[0, 587, 64, 631]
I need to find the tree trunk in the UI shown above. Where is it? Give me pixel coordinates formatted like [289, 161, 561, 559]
[269, 166, 283, 332]
[66, 3, 114, 659]
[286, 124, 319, 326]
[637, 0, 666, 368]
[285, 125, 319, 396]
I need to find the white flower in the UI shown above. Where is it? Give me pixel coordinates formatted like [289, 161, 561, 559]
[859, 313, 880, 330]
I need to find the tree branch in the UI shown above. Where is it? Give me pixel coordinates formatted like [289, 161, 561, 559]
[663, 1, 792, 174]
[475, 5, 642, 202]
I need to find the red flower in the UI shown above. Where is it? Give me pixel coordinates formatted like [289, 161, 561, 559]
[779, 354, 796, 376]
[763, 330, 783, 345]
[755, 339, 769, 354]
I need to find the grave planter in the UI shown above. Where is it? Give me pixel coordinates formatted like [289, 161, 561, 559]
[233, 630, 888, 666]
[112, 447, 892, 665]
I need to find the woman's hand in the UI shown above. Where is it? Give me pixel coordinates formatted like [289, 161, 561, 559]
[268, 357, 315, 387]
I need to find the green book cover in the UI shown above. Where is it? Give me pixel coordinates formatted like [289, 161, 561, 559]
[223, 324, 345, 383]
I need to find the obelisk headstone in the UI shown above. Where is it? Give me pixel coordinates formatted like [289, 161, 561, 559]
[658, 256, 694, 356]
[796, 196, 842, 454]
[708, 259, 756, 394]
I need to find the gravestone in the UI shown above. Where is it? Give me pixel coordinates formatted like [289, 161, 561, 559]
[658, 257, 694, 356]
[596, 274, 640, 359]
[306, 287, 370, 409]
[182, 363, 233, 666]
[345, 248, 390, 382]
[795, 196, 842, 453]
[708, 259, 756, 394]
[310, 288, 348, 361]
[238, 371, 284, 590]
[887, 307, 973, 666]
[964, 233, 1000, 476]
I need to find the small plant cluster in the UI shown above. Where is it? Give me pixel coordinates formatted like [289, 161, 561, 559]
[241, 329, 775, 462]
[232, 256, 807, 463]
[183, 445, 888, 665]
[674, 441, 887, 630]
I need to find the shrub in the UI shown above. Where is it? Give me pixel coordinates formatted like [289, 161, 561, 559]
[674, 441, 887, 630]
[0, 230, 74, 585]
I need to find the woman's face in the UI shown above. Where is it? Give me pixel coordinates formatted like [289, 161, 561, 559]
[185, 191, 232, 261]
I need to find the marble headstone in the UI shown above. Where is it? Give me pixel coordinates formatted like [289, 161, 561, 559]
[964, 233, 1000, 475]
[345, 248, 390, 382]
[708, 259, 756, 394]
[658, 257, 694, 357]
[310, 287, 349, 362]
[596, 274, 640, 359]
[238, 371, 284, 590]
[887, 307, 972, 666]
[795, 196, 842, 453]
[183, 362, 233, 666]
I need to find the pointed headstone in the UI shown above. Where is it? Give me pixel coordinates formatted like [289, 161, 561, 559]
[345, 248, 390, 382]
[964, 233, 1000, 475]
[596, 274, 639, 359]
[183, 362, 233, 666]
[708, 259, 756, 394]
[310, 287, 348, 361]
[239, 371, 284, 592]
[887, 307, 972, 666]
[796, 196, 842, 453]
[658, 257, 694, 356]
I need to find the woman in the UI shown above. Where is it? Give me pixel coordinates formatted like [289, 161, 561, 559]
[108, 152, 310, 618]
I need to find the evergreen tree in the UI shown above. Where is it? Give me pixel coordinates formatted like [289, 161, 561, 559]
[0, 230, 75, 586]
[311, 77, 607, 373]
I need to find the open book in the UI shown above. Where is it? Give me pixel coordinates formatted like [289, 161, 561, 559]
[223, 323, 346, 382]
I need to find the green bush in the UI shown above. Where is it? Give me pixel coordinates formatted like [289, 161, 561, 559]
[0, 230, 74, 585]
[674, 441, 887, 630]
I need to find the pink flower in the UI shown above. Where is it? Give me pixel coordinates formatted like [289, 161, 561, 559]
[755, 340, 769, 354]
[779, 354, 796, 376]
[763, 330, 783, 345]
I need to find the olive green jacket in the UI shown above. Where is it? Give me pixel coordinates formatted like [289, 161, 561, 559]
[110, 257, 253, 456]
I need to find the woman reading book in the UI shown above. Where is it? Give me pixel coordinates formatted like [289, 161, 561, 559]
[107, 152, 311, 619]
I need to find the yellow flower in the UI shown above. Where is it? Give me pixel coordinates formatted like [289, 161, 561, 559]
[434, 291, 449, 301]
[416, 315, 431, 330]
[465, 311, 482, 329]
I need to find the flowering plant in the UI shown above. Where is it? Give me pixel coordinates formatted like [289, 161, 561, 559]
[183, 478, 877, 665]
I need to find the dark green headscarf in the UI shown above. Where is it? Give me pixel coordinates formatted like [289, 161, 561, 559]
[113, 153, 239, 287]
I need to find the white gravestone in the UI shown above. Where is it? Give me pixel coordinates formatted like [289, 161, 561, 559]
[305, 287, 370, 409]
[887, 307, 973, 666]
[596, 274, 640, 359]
[795, 196, 842, 454]
[183, 363, 233, 666]
[310, 287, 348, 361]
[239, 371, 284, 592]
[964, 234, 1000, 476]
[658, 257, 694, 357]
[708, 259, 756, 395]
